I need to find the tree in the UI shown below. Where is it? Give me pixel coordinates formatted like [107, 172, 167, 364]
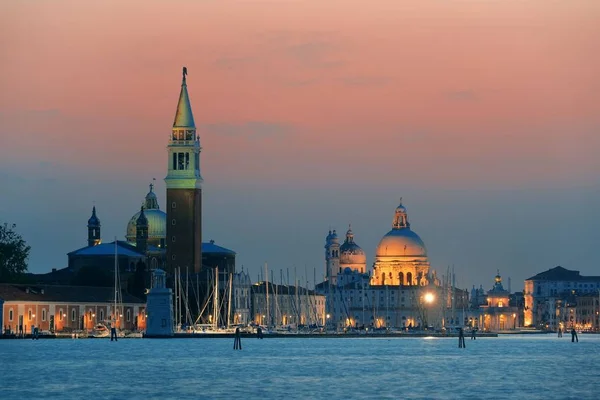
[0, 223, 31, 283]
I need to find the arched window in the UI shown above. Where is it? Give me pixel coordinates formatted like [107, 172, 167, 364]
[407, 272, 413, 285]
[381, 273, 386, 285]
[399, 272, 404, 285]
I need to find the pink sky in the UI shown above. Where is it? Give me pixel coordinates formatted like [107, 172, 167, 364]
[1, 0, 599, 286]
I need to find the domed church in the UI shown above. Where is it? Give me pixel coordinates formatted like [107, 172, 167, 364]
[370, 199, 431, 286]
[126, 183, 166, 249]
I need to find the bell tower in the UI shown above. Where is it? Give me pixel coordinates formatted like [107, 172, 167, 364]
[165, 67, 203, 274]
[325, 230, 340, 285]
[87, 206, 101, 247]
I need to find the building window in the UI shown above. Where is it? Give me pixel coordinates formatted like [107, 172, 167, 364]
[172, 255, 176, 260]
[185, 152, 190, 170]
[28, 309, 32, 321]
[72, 309, 76, 322]
[42, 309, 47, 322]
[9, 309, 13, 321]
[99, 310, 104, 321]
[172, 202, 176, 209]
[172, 153, 177, 170]
[59, 309, 64, 321]
[172, 236, 176, 242]
[172, 219, 176, 226]
[127, 309, 131, 322]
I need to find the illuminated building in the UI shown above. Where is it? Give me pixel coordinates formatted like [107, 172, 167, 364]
[0, 284, 146, 335]
[318, 199, 468, 331]
[478, 272, 520, 331]
[370, 200, 431, 286]
[524, 266, 600, 329]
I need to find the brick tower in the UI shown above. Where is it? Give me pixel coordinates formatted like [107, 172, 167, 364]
[165, 67, 203, 274]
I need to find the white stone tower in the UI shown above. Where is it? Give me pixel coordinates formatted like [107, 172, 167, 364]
[325, 230, 340, 285]
[145, 269, 174, 337]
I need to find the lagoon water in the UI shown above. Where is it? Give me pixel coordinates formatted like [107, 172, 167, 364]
[1, 335, 599, 399]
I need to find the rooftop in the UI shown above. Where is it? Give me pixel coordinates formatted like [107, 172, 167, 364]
[0, 284, 145, 304]
[526, 266, 600, 282]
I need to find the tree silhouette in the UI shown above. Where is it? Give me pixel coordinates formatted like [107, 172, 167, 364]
[0, 223, 31, 283]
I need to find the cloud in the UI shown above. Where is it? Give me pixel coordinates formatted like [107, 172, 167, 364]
[446, 90, 478, 101]
[214, 56, 255, 70]
[200, 121, 295, 138]
[341, 76, 392, 87]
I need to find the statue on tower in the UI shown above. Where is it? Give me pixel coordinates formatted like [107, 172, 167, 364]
[182, 66, 188, 80]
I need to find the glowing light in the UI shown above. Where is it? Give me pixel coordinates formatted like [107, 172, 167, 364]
[424, 293, 435, 304]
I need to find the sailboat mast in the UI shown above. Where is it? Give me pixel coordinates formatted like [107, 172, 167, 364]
[186, 266, 189, 327]
[274, 270, 278, 327]
[265, 262, 269, 327]
[227, 272, 232, 329]
[214, 266, 219, 329]
[114, 238, 118, 328]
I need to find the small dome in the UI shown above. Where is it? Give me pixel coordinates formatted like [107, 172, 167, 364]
[144, 183, 160, 210]
[339, 226, 367, 265]
[87, 206, 100, 226]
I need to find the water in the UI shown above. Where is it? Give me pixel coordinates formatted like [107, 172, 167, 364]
[1, 335, 599, 399]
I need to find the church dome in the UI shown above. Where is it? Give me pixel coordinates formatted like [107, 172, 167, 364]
[375, 200, 427, 258]
[126, 209, 166, 243]
[376, 229, 427, 257]
[339, 227, 367, 265]
[125, 183, 166, 245]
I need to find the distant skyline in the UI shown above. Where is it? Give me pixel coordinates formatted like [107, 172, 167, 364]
[1, 0, 599, 289]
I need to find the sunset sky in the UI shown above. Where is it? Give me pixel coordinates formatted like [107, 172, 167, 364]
[1, 0, 599, 289]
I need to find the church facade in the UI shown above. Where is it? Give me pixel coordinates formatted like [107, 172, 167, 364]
[319, 200, 466, 331]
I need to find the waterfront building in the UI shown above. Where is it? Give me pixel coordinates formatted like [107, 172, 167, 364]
[233, 269, 252, 325]
[0, 284, 146, 335]
[574, 294, 600, 331]
[478, 272, 520, 331]
[251, 281, 325, 327]
[524, 266, 600, 329]
[318, 200, 469, 331]
[145, 269, 173, 337]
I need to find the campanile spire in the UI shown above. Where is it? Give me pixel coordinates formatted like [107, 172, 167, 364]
[165, 67, 203, 274]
